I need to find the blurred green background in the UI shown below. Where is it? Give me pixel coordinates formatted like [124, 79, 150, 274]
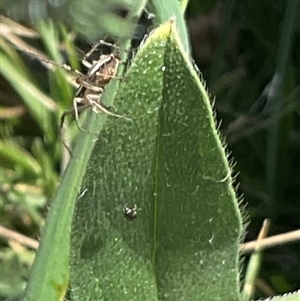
[0, 0, 299, 300]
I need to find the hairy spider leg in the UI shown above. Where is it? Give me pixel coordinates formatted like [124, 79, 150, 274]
[83, 39, 121, 63]
[60, 101, 91, 132]
[60, 41, 130, 137]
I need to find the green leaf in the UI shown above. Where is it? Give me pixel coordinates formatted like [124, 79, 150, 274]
[23, 123, 98, 301]
[70, 0, 148, 42]
[148, 0, 190, 54]
[70, 20, 243, 301]
[0, 51, 56, 141]
[23, 39, 131, 301]
[0, 140, 41, 176]
[260, 290, 300, 301]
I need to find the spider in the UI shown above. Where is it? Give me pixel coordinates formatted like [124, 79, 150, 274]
[123, 204, 138, 221]
[60, 40, 126, 131]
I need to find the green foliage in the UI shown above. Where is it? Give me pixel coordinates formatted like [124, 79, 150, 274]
[0, 18, 77, 300]
[148, 0, 190, 54]
[0, 0, 299, 300]
[70, 0, 148, 42]
[0, 246, 35, 299]
[69, 20, 243, 301]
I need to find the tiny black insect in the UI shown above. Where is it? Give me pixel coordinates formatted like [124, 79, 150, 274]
[123, 204, 138, 221]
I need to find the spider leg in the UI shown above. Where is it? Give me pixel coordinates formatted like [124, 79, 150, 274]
[82, 40, 120, 70]
[60, 107, 75, 131]
[86, 40, 120, 58]
[60, 101, 90, 132]
[59, 102, 88, 156]
[76, 76, 104, 92]
[86, 94, 114, 116]
[86, 94, 131, 121]
[73, 98, 90, 132]
[93, 100, 132, 122]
